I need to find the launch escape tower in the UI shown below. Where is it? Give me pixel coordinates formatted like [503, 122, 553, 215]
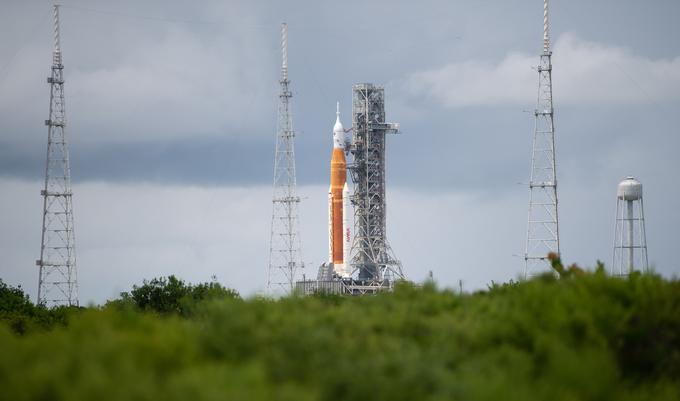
[524, 0, 560, 278]
[36, 4, 79, 307]
[612, 177, 649, 276]
[267, 23, 304, 295]
[348, 83, 405, 285]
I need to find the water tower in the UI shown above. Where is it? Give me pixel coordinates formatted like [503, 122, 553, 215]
[613, 176, 649, 275]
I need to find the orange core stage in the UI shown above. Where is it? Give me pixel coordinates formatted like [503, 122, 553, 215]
[330, 148, 346, 264]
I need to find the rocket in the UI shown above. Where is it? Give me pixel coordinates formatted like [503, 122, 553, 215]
[328, 102, 351, 278]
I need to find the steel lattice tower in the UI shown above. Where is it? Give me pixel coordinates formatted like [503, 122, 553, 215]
[349, 83, 405, 285]
[36, 4, 78, 306]
[267, 23, 304, 295]
[524, 0, 560, 278]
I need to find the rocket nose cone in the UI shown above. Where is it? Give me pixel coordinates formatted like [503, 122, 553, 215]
[333, 119, 344, 133]
[332, 102, 345, 149]
[333, 101, 344, 133]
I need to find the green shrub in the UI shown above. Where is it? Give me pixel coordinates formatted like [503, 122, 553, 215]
[0, 270, 678, 401]
[0, 279, 76, 334]
[106, 275, 240, 316]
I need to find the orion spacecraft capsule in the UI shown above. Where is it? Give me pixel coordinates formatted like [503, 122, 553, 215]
[328, 102, 351, 278]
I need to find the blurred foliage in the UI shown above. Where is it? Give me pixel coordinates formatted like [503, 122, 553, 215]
[1, 269, 679, 401]
[106, 275, 240, 316]
[0, 279, 75, 334]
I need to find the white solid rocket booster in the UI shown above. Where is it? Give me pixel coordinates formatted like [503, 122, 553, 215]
[342, 181, 350, 275]
[328, 186, 333, 264]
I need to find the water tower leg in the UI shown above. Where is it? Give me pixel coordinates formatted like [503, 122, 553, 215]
[627, 199, 634, 274]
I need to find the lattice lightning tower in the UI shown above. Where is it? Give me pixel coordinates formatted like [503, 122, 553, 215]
[349, 83, 405, 285]
[267, 23, 304, 295]
[36, 4, 79, 306]
[524, 0, 560, 278]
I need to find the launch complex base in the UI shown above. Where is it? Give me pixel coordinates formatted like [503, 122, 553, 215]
[295, 262, 406, 296]
[295, 278, 397, 296]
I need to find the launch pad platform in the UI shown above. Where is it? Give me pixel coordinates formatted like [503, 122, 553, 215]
[295, 262, 401, 296]
[295, 278, 397, 296]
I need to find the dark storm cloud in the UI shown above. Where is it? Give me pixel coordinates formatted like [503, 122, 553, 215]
[0, 106, 556, 191]
[0, 138, 272, 185]
[1, 100, 679, 195]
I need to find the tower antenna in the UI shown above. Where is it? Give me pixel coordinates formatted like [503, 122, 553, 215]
[543, 0, 550, 53]
[524, 0, 560, 278]
[36, 4, 79, 306]
[267, 23, 304, 295]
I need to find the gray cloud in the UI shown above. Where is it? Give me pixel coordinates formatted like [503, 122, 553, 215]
[1, 0, 679, 301]
[404, 33, 680, 108]
[1, 1, 277, 144]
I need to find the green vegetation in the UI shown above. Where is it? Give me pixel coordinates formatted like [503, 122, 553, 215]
[107, 275, 240, 316]
[0, 280, 75, 334]
[1, 266, 679, 401]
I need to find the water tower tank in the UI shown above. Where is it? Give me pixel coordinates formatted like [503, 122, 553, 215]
[617, 176, 642, 201]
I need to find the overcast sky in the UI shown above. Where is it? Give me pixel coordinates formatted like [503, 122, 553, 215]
[1, 0, 679, 304]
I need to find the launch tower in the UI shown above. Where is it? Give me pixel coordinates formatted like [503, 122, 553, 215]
[36, 4, 79, 306]
[524, 0, 560, 278]
[267, 23, 304, 295]
[348, 83, 405, 285]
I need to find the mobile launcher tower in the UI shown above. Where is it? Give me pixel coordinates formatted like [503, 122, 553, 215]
[298, 83, 406, 295]
[349, 84, 405, 284]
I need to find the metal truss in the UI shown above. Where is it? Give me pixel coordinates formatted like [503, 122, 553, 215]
[525, 0, 560, 278]
[36, 4, 79, 307]
[267, 23, 304, 295]
[296, 278, 396, 296]
[348, 83, 405, 285]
